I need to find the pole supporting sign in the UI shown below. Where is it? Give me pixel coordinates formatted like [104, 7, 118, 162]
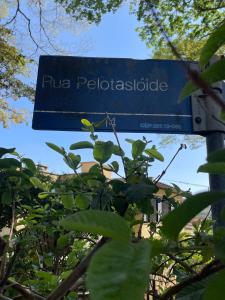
[33, 56, 196, 134]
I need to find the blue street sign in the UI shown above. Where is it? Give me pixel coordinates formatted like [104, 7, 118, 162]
[32, 56, 194, 134]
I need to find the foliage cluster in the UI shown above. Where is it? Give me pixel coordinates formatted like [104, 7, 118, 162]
[0, 115, 225, 300]
[1, 1, 225, 300]
[0, 26, 34, 127]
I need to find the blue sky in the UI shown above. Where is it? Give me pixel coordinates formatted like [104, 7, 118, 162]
[0, 4, 209, 193]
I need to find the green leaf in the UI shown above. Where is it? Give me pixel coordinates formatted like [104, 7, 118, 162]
[0, 158, 21, 169]
[213, 227, 225, 263]
[179, 58, 225, 101]
[200, 21, 225, 67]
[1, 191, 12, 205]
[220, 109, 225, 121]
[61, 192, 75, 209]
[21, 158, 36, 174]
[67, 153, 81, 168]
[60, 210, 131, 242]
[204, 269, 225, 300]
[57, 234, 70, 250]
[93, 141, 114, 164]
[145, 147, 164, 161]
[46, 142, 65, 155]
[38, 192, 50, 199]
[176, 281, 206, 300]
[132, 140, 146, 159]
[125, 138, 135, 144]
[198, 162, 225, 174]
[75, 194, 90, 209]
[94, 117, 107, 128]
[86, 240, 151, 300]
[112, 145, 124, 156]
[111, 161, 119, 173]
[81, 119, 92, 127]
[207, 148, 225, 163]
[126, 183, 156, 203]
[70, 141, 93, 150]
[162, 192, 225, 240]
[64, 153, 81, 170]
[151, 239, 166, 258]
[0, 147, 15, 158]
[81, 119, 94, 132]
[87, 179, 102, 188]
[30, 177, 46, 190]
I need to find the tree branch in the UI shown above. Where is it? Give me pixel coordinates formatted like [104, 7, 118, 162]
[159, 260, 224, 300]
[149, 3, 225, 111]
[16, 0, 48, 54]
[47, 238, 106, 300]
[6, 279, 45, 300]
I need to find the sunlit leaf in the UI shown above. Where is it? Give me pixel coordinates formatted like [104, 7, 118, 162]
[86, 240, 151, 300]
[60, 210, 131, 242]
[200, 21, 225, 67]
[179, 58, 225, 101]
[81, 119, 94, 132]
[38, 192, 50, 199]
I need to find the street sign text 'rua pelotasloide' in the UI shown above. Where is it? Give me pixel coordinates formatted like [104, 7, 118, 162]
[32, 56, 195, 134]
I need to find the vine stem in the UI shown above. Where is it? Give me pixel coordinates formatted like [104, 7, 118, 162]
[154, 144, 187, 184]
[105, 112, 128, 179]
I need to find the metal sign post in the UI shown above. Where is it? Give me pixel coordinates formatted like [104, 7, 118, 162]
[191, 55, 225, 229]
[206, 132, 225, 228]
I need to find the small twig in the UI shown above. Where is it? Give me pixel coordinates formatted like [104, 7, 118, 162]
[106, 113, 128, 178]
[6, 279, 45, 300]
[154, 144, 186, 184]
[2, 0, 19, 26]
[159, 260, 223, 300]
[167, 254, 196, 274]
[152, 273, 176, 286]
[16, 0, 48, 54]
[149, 4, 225, 111]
